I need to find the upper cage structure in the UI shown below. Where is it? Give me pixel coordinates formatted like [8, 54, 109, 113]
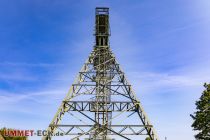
[95, 7, 110, 46]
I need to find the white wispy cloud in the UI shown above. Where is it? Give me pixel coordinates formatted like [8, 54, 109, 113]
[0, 71, 37, 81]
[0, 62, 65, 81]
[161, 18, 210, 36]
[0, 89, 65, 105]
[130, 71, 207, 87]
[0, 62, 64, 67]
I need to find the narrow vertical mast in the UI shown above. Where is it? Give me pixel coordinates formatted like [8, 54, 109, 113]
[92, 7, 112, 140]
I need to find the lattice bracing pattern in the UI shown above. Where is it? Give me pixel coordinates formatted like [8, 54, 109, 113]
[42, 7, 159, 140]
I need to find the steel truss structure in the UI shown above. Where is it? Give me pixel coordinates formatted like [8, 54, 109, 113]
[42, 7, 159, 140]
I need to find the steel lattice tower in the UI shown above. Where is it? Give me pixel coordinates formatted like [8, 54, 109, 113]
[42, 7, 159, 140]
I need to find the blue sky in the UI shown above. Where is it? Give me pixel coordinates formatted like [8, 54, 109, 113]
[0, 0, 210, 140]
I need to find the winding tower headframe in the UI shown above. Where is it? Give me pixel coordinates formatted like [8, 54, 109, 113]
[42, 7, 159, 140]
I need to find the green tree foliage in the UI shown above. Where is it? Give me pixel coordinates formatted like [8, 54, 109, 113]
[0, 128, 27, 140]
[191, 83, 210, 140]
[145, 137, 151, 140]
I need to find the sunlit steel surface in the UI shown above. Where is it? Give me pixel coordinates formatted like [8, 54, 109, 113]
[42, 7, 159, 140]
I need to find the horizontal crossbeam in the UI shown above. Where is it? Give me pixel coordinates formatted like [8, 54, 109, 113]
[64, 101, 137, 112]
[72, 84, 131, 87]
[50, 125, 153, 135]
